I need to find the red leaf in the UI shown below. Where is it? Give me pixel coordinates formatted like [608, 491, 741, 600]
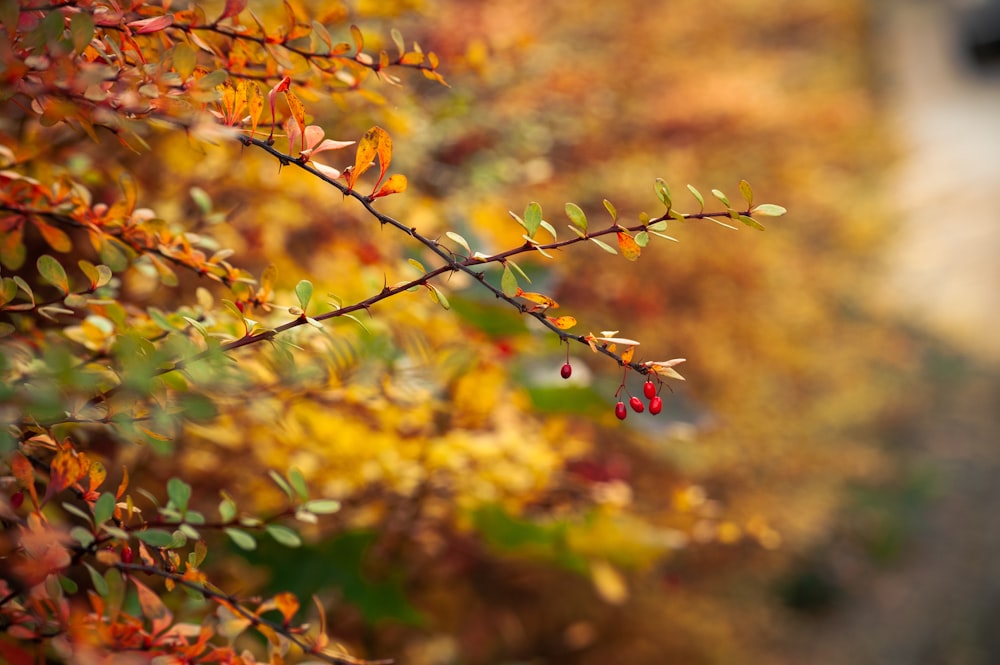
[216, 0, 247, 22]
[127, 14, 174, 34]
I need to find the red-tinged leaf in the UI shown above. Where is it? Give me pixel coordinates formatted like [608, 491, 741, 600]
[267, 76, 291, 136]
[547, 316, 577, 330]
[32, 219, 72, 253]
[350, 24, 364, 55]
[127, 14, 174, 34]
[372, 173, 407, 198]
[617, 232, 641, 261]
[133, 579, 173, 635]
[37, 255, 69, 294]
[216, 0, 247, 22]
[284, 90, 306, 150]
[10, 452, 35, 506]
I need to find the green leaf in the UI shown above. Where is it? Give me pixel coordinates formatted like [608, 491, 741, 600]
[69, 11, 95, 54]
[603, 199, 617, 222]
[738, 179, 754, 207]
[427, 283, 450, 309]
[738, 214, 766, 231]
[634, 231, 650, 247]
[86, 563, 109, 596]
[711, 189, 731, 207]
[303, 499, 341, 514]
[565, 202, 588, 233]
[655, 178, 671, 208]
[269, 469, 294, 499]
[294, 280, 313, 312]
[63, 502, 93, 525]
[135, 529, 175, 547]
[93, 492, 116, 525]
[225, 527, 257, 551]
[687, 184, 705, 211]
[507, 259, 531, 284]
[266, 524, 302, 547]
[166, 477, 192, 513]
[539, 220, 557, 240]
[589, 237, 617, 255]
[37, 255, 69, 294]
[751, 203, 787, 217]
[288, 467, 308, 501]
[445, 231, 471, 255]
[99, 238, 131, 272]
[219, 497, 237, 522]
[71, 526, 95, 548]
[500, 265, 518, 297]
[523, 201, 543, 238]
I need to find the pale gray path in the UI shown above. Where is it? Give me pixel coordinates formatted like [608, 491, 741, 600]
[879, 0, 1000, 362]
[783, 2, 1000, 663]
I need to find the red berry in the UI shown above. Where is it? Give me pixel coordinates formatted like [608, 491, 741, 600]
[643, 380, 656, 399]
[614, 401, 627, 420]
[629, 396, 644, 413]
[122, 545, 134, 564]
[560, 363, 573, 379]
[10, 491, 23, 509]
[649, 395, 663, 415]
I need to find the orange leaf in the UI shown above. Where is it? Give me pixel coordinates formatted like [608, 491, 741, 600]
[274, 591, 299, 624]
[516, 289, 558, 310]
[32, 219, 72, 253]
[617, 231, 641, 261]
[43, 447, 85, 504]
[547, 316, 577, 330]
[372, 173, 407, 198]
[368, 126, 393, 194]
[347, 126, 388, 191]
[620, 346, 635, 364]
[350, 24, 364, 55]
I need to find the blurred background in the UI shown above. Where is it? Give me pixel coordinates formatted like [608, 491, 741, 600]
[98, 0, 1000, 662]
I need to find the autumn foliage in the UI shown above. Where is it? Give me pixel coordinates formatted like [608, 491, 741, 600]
[0, 1, 911, 664]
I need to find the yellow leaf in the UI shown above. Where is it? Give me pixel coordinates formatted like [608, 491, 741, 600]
[590, 560, 628, 605]
[620, 346, 635, 364]
[372, 173, 406, 198]
[347, 126, 380, 191]
[547, 316, 577, 330]
[274, 591, 299, 623]
[516, 289, 559, 310]
[283, 90, 306, 151]
[617, 231, 641, 261]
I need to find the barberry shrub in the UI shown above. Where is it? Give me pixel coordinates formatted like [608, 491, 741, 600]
[0, 1, 786, 663]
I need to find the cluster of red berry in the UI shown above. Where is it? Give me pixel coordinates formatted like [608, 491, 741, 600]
[560, 363, 664, 421]
[613, 379, 663, 420]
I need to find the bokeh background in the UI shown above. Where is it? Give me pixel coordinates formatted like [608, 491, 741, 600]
[58, 0, 999, 662]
